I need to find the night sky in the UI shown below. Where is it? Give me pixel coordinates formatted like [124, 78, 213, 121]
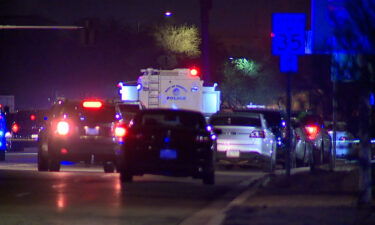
[0, 0, 310, 110]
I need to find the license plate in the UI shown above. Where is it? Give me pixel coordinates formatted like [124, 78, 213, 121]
[226, 150, 240, 158]
[86, 127, 99, 135]
[160, 149, 177, 159]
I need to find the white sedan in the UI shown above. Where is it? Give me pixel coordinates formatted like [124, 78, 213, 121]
[209, 112, 277, 172]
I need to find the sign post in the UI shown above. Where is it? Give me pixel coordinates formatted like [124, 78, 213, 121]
[272, 13, 306, 176]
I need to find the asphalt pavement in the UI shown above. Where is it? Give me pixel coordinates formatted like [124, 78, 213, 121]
[215, 162, 375, 225]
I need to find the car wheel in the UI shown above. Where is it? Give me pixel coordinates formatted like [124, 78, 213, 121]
[120, 171, 133, 182]
[202, 170, 215, 185]
[290, 149, 297, 169]
[309, 148, 316, 172]
[0, 151, 5, 161]
[49, 159, 61, 172]
[202, 163, 215, 185]
[37, 153, 49, 171]
[263, 156, 275, 173]
[103, 162, 115, 173]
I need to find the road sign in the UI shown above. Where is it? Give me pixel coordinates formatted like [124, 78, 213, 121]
[280, 54, 298, 73]
[272, 13, 306, 55]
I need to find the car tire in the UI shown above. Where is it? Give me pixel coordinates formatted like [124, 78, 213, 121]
[263, 156, 275, 173]
[103, 162, 115, 173]
[37, 154, 49, 171]
[202, 170, 215, 185]
[49, 159, 61, 172]
[120, 171, 133, 183]
[0, 151, 5, 161]
[309, 149, 316, 172]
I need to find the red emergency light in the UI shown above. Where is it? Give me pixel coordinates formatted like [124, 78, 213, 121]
[190, 68, 199, 76]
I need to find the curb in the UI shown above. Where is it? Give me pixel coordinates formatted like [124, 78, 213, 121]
[179, 173, 272, 225]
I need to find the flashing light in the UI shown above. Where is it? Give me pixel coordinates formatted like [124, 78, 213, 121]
[305, 125, 319, 140]
[30, 114, 36, 121]
[83, 101, 103, 108]
[57, 121, 70, 136]
[190, 68, 199, 76]
[11, 123, 19, 133]
[137, 83, 142, 90]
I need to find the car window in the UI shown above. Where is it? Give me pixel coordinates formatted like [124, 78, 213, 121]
[118, 104, 140, 113]
[58, 102, 117, 123]
[210, 116, 261, 127]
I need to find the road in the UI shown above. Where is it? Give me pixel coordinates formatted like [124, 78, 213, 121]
[0, 148, 266, 225]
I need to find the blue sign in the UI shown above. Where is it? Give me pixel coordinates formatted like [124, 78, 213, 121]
[280, 54, 298, 73]
[272, 13, 306, 55]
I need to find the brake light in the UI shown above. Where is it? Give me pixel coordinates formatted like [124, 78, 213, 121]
[57, 121, 70, 136]
[339, 136, 348, 141]
[305, 125, 319, 140]
[12, 123, 19, 133]
[83, 101, 102, 108]
[250, 130, 265, 138]
[114, 123, 126, 137]
[30, 114, 36, 121]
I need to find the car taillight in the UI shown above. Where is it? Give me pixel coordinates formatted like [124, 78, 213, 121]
[339, 136, 348, 141]
[250, 130, 265, 138]
[56, 121, 70, 136]
[11, 123, 19, 133]
[115, 126, 126, 137]
[114, 123, 127, 138]
[304, 125, 319, 140]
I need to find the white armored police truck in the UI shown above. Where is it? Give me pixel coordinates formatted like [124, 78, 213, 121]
[117, 68, 221, 116]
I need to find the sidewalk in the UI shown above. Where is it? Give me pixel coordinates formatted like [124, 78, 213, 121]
[221, 164, 375, 225]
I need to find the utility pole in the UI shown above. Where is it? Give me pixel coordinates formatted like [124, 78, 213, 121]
[200, 0, 212, 84]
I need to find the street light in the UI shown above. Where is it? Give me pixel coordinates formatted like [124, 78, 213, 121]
[164, 11, 173, 17]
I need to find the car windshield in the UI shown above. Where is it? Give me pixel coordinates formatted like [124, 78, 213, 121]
[210, 116, 261, 127]
[136, 111, 205, 129]
[118, 104, 140, 113]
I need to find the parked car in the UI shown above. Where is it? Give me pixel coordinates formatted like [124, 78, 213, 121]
[325, 121, 358, 160]
[0, 109, 6, 161]
[118, 109, 215, 185]
[296, 113, 333, 170]
[234, 108, 293, 166]
[5, 109, 48, 151]
[37, 99, 125, 172]
[209, 111, 277, 172]
[292, 120, 314, 167]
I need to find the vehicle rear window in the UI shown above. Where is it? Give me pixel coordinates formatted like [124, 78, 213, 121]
[210, 116, 261, 127]
[118, 104, 140, 113]
[138, 112, 205, 129]
[59, 103, 116, 123]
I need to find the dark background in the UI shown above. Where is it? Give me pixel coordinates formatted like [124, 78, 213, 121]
[0, 0, 318, 110]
